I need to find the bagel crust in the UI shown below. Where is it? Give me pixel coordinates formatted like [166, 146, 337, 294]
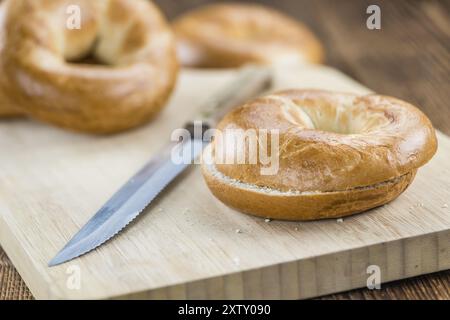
[201, 90, 437, 220]
[0, 2, 23, 117]
[0, 0, 178, 133]
[173, 3, 324, 68]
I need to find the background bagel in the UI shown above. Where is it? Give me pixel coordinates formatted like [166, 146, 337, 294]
[0, 1, 23, 117]
[0, 0, 178, 133]
[202, 89, 438, 220]
[173, 2, 324, 68]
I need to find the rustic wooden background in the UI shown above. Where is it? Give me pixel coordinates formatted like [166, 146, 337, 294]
[1, 0, 449, 300]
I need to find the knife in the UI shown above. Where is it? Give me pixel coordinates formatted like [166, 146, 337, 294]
[48, 66, 272, 266]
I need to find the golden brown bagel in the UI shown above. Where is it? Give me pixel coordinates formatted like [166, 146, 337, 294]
[0, 85, 22, 117]
[202, 90, 438, 220]
[173, 3, 324, 68]
[0, 1, 23, 117]
[0, 0, 178, 133]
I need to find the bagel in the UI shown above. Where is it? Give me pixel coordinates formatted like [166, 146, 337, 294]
[0, 89, 22, 117]
[0, 1, 23, 117]
[202, 90, 437, 220]
[173, 3, 324, 68]
[0, 0, 178, 133]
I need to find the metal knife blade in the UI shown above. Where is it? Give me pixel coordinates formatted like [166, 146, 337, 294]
[48, 66, 272, 266]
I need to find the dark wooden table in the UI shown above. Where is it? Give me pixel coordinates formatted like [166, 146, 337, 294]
[1, 0, 449, 300]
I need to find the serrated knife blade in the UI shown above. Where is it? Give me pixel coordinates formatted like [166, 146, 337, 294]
[49, 67, 272, 266]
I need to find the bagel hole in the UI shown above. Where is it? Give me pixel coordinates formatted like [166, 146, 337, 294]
[65, 39, 111, 66]
[309, 112, 354, 134]
[67, 53, 109, 66]
[300, 105, 389, 135]
[283, 97, 377, 135]
[282, 101, 358, 134]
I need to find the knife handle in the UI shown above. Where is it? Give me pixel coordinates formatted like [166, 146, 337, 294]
[183, 121, 211, 141]
[188, 65, 272, 131]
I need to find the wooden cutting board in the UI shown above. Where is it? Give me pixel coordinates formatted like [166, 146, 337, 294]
[0, 65, 449, 299]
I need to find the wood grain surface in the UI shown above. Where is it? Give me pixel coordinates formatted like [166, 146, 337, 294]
[1, 0, 449, 300]
[1, 65, 449, 300]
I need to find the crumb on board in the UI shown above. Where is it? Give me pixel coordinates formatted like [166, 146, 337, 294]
[442, 203, 448, 208]
[337, 218, 344, 223]
[235, 229, 242, 234]
[410, 203, 425, 210]
[294, 227, 299, 231]
[264, 218, 271, 223]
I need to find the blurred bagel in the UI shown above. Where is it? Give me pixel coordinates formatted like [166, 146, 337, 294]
[202, 90, 437, 220]
[0, 1, 23, 117]
[173, 2, 324, 68]
[0, 0, 178, 133]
